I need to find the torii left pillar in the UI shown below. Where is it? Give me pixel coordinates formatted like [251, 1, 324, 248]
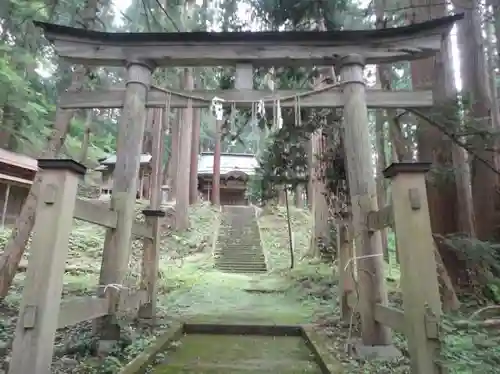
[97, 59, 154, 349]
[339, 54, 392, 347]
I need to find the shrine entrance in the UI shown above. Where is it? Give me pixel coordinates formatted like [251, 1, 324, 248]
[8, 14, 462, 374]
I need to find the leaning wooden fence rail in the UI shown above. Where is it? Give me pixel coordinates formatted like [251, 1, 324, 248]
[338, 162, 443, 374]
[8, 159, 163, 374]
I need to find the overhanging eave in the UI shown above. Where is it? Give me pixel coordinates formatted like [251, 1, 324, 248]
[34, 14, 463, 67]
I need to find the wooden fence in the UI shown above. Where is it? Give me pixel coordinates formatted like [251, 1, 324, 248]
[8, 159, 163, 374]
[338, 162, 443, 374]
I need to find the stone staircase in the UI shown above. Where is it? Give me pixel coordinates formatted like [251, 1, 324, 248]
[214, 205, 267, 274]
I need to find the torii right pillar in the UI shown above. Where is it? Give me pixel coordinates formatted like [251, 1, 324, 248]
[339, 54, 392, 347]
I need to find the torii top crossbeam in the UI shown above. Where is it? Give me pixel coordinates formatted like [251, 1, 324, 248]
[34, 14, 462, 67]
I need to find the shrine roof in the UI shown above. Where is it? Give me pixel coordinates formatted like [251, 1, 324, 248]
[198, 153, 258, 177]
[95, 154, 152, 171]
[34, 15, 462, 44]
[33, 14, 463, 66]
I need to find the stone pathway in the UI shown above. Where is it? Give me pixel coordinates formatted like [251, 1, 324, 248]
[213, 206, 267, 274]
[153, 334, 322, 373]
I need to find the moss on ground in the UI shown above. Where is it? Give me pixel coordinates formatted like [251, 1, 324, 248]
[154, 335, 321, 373]
[0, 203, 499, 373]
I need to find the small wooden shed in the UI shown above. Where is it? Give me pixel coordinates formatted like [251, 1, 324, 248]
[197, 152, 258, 206]
[95, 154, 152, 199]
[0, 149, 38, 227]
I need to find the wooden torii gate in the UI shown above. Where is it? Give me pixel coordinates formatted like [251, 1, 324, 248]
[9, 14, 462, 374]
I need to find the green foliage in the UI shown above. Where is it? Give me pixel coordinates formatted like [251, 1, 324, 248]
[441, 319, 500, 373]
[253, 109, 347, 205]
[250, 0, 350, 30]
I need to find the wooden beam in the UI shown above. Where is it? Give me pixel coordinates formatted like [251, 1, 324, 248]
[138, 210, 164, 321]
[58, 88, 434, 110]
[366, 204, 393, 232]
[34, 15, 461, 66]
[131, 221, 153, 239]
[373, 304, 405, 333]
[73, 198, 152, 238]
[344, 281, 407, 335]
[119, 289, 148, 312]
[119, 323, 184, 374]
[58, 297, 109, 329]
[73, 198, 117, 228]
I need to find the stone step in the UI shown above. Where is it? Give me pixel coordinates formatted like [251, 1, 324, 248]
[215, 267, 268, 274]
[216, 247, 262, 252]
[215, 253, 264, 258]
[214, 251, 265, 258]
[215, 205, 264, 275]
[215, 260, 266, 267]
[215, 247, 262, 251]
[217, 239, 261, 244]
[156, 360, 320, 373]
[215, 261, 266, 267]
[215, 246, 261, 250]
[214, 254, 265, 259]
[217, 236, 260, 240]
[219, 230, 260, 237]
[214, 253, 265, 258]
[214, 251, 265, 257]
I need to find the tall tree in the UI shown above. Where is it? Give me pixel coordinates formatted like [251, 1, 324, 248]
[0, 0, 103, 299]
[454, 0, 497, 241]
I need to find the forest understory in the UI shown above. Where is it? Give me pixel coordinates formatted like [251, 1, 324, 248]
[2, 0, 500, 373]
[0, 204, 497, 374]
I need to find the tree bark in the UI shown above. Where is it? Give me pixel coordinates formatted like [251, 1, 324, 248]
[454, 0, 497, 241]
[307, 18, 334, 259]
[411, 4, 457, 229]
[0, 0, 100, 299]
[166, 110, 180, 200]
[294, 185, 304, 208]
[175, 68, 194, 229]
[149, 108, 163, 208]
[211, 119, 221, 206]
[79, 110, 93, 164]
[411, 0, 474, 292]
[189, 107, 201, 204]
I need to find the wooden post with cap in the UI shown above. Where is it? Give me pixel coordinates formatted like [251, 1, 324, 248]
[383, 162, 442, 374]
[138, 208, 165, 323]
[9, 159, 86, 374]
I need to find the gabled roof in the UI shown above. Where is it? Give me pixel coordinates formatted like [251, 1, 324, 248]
[198, 152, 258, 177]
[0, 148, 38, 171]
[95, 154, 152, 171]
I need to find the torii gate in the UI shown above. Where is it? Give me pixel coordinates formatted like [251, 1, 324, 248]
[9, 14, 461, 374]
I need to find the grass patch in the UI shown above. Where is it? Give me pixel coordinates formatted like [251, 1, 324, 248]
[1, 203, 498, 373]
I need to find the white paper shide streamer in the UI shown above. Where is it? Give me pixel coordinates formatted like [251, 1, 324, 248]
[257, 99, 265, 119]
[211, 96, 225, 121]
[276, 100, 283, 129]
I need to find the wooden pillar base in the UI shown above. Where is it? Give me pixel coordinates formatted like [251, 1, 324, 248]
[9, 159, 85, 374]
[384, 162, 442, 374]
[138, 209, 165, 323]
[337, 222, 354, 321]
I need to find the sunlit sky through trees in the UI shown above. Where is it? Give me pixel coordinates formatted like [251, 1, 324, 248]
[110, 0, 461, 90]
